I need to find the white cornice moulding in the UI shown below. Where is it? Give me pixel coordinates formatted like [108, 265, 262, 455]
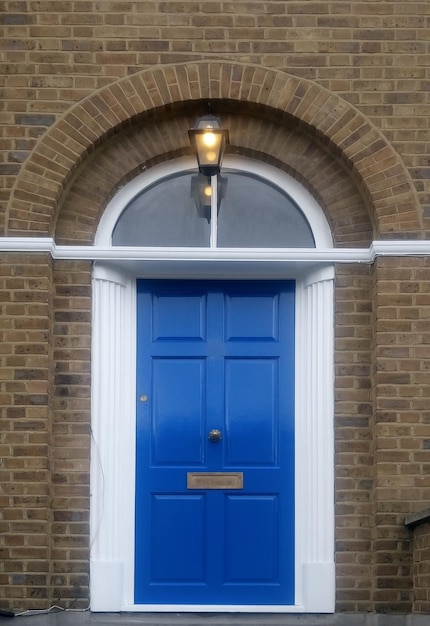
[0, 237, 430, 263]
[370, 240, 430, 257]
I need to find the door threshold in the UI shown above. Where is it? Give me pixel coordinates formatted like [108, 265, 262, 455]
[12, 610, 429, 626]
[122, 605, 305, 613]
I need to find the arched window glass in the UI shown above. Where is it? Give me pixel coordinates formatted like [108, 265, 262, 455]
[112, 173, 210, 247]
[112, 170, 315, 248]
[217, 172, 314, 248]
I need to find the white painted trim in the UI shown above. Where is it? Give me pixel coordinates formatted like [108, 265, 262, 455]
[294, 269, 335, 612]
[90, 268, 136, 612]
[120, 604, 305, 613]
[1, 237, 430, 263]
[90, 561, 123, 612]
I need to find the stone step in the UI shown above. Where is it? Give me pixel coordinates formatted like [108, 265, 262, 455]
[4, 612, 430, 626]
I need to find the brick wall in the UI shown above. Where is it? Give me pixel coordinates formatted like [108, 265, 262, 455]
[372, 257, 430, 612]
[411, 522, 430, 613]
[408, 517, 430, 613]
[0, 253, 53, 608]
[0, 257, 91, 610]
[2, 1, 430, 230]
[1, 0, 430, 615]
[51, 260, 91, 606]
[335, 264, 373, 612]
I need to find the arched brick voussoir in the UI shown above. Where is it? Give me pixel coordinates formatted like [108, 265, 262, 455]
[7, 60, 419, 238]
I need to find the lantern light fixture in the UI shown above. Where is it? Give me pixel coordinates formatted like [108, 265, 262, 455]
[191, 173, 227, 222]
[188, 114, 229, 177]
[191, 174, 212, 221]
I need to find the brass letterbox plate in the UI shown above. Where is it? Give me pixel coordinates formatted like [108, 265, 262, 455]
[187, 472, 243, 490]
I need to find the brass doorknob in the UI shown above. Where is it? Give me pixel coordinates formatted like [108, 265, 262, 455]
[208, 429, 222, 442]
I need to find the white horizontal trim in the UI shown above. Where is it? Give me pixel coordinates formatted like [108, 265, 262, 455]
[370, 240, 430, 256]
[1, 237, 430, 264]
[120, 604, 305, 613]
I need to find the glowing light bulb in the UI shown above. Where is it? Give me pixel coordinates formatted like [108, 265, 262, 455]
[204, 185, 212, 197]
[203, 131, 217, 147]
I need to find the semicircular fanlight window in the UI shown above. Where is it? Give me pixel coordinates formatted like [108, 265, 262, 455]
[112, 170, 315, 248]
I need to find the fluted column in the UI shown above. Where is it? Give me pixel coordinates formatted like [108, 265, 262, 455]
[296, 266, 335, 611]
[90, 265, 135, 611]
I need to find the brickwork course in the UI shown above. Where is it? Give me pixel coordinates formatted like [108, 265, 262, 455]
[1, 0, 430, 617]
[411, 521, 430, 613]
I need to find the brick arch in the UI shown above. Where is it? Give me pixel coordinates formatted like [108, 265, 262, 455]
[7, 61, 420, 239]
[55, 110, 372, 247]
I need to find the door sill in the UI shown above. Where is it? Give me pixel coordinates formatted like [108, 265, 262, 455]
[120, 605, 306, 613]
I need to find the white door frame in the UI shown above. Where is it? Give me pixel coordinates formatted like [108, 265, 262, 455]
[89, 157, 335, 613]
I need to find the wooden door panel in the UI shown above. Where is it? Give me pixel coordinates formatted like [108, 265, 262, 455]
[152, 358, 205, 466]
[224, 495, 279, 582]
[151, 494, 206, 583]
[224, 359, 278, 466]
[225, 293, 279, 341]
[153, 291, 206, 341]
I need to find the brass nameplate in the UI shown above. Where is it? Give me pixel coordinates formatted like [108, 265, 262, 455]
[187, 472, 243, 490]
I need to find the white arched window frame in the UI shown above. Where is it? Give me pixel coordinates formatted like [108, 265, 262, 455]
[95, 156, 332, 250]
[90, 156, 335, 613]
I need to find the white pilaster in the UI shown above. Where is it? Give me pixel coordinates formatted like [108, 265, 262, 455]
[296, 266, 335, 612]
[90, 265, 136, 611]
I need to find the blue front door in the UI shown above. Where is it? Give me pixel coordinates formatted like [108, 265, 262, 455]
[135, 280, 295, 605]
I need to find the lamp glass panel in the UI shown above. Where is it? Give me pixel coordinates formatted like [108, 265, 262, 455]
[112, 173, 210, 247]
[217, 172, 315, 248]
[194, 133, 222, 168]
